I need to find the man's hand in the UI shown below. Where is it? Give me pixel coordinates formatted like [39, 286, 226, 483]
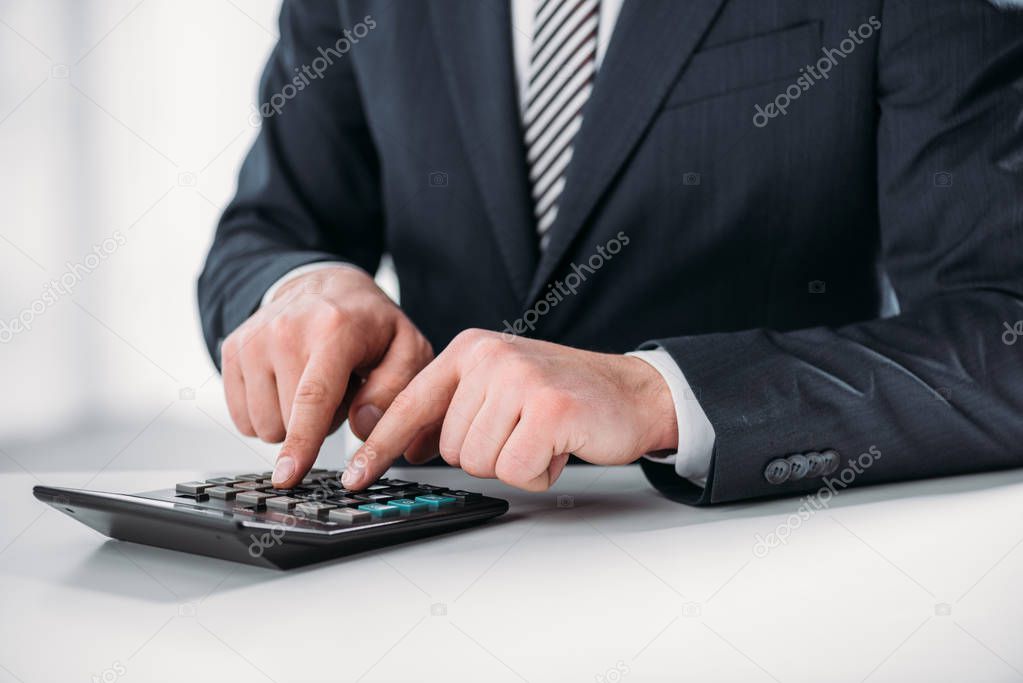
[341, 329, 679, 492]
[221, 266, 434, 487]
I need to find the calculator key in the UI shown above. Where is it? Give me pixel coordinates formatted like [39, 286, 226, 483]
[415, 494, 457, 510]
[384, 488, 418, 498]
[328, 508, 372, 525]
[236, 491, 275, 509]
[358, 503, 399, 518]
[208, 485, 242, 500]
[205, 477, 240, 486]
[266, 488, 299, 496]
[326, 496, 363, 508]
[366, 484, 391, 491]
[235, 481, 272, 491]
[295, 502, 337, 519]
[266, 496, 301, 512]
[388, 498, 429, 514]
[444, 490, 479, 503]
[235, 473, 266, 482]
[310, 475, 340, 486]
[353, 493, 394, 503]
[382, 479, 414, 487]
[176, 481, 212, 495]
[416, 484, 448, 493]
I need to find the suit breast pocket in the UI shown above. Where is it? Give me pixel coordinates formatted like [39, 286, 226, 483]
[663, 21, 822, 110]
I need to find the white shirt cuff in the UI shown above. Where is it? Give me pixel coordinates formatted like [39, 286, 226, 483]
[260, 261, 364, 307]
[627, 348, 716, 488]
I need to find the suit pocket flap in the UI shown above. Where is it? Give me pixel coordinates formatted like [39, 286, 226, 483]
[664, 21, 822, 109]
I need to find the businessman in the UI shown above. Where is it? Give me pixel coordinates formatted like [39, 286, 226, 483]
[199, 0, 1023, 505]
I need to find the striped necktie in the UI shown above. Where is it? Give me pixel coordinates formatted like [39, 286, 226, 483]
[523, 0, 600, 245]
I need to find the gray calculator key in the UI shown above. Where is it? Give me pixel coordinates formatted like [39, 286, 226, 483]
[295, 501, 337, 519]
[176, 481, 211, 495]
[328, 507, 371, 525]
[205, 477, 240, 486]
[236, 491, 274, 508]
[235, 481, 272, 491]
[266, 496, 300, 511]
[208, 485, 242, 500]
[326, 496, 363, 508]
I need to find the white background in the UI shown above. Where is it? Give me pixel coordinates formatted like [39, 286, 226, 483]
[0, 0, 291, 447]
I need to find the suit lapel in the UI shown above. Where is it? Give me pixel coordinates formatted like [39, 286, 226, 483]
[526, 0, 728, 304]
[428, 0, 538, 304]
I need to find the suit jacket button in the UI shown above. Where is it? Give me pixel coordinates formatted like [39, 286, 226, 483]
[764, 458, 791, 485]
[819, 449, 840, 475]
[805, 451, 826, 477]
[786, 454, 810, 481]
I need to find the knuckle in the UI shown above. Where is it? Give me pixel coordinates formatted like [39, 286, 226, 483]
[269, 312, 299, 342]
[454, 328, 501, 356]
[314, 301, 348, 329]
[496, 449, 531, 481]
[294, 378, 330, 405]
[231, 413, 256, 437]
[221, 333, 242, 363]
[461, 452, 492, 478]
[438, 438, 460, 464]
[496, 461, 531, 489]
[256, 423, 285, 444]
[282, 432, 315, 457]
[388, 389, 419, 415]
[368, 376, 411, 404]
[534, 389, 575, 418]
[452, 327, 486, 347]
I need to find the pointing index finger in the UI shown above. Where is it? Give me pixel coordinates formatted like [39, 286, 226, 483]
[273, 351, 351, 487]
[343, 356, 457, 488]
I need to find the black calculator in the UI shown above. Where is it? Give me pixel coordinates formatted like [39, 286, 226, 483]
[33, 469, 509, 569]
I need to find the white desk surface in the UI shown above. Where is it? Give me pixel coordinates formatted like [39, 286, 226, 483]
[2, 443, 1023, 683]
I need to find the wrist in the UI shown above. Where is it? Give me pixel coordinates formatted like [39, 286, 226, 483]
[619, 355, 679, 455]
[273, 264, 373, 303]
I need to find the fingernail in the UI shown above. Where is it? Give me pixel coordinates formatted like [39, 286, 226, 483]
[272, 456, 295, 485]
[342, 454, 366, 487]
[352, 404, 383, 437]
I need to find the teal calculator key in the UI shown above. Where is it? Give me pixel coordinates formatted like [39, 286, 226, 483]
[415, 494, 457, 510]
[388, 498, 430, 514]
[358, 503, 399, 518]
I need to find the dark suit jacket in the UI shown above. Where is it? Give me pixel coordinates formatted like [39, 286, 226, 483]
[198, 0, 1023, 505]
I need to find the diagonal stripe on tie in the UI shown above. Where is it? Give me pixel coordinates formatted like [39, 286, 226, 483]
[524, 0, 599, 239]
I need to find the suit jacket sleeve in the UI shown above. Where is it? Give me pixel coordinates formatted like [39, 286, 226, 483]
[197, 0, 383, 367]
[642, 0, 1023, 505]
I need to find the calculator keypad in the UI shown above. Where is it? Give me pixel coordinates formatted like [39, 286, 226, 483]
[173, 472, 488, 530]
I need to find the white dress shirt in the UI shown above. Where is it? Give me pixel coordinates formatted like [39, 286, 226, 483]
[261, 0, 716, 488]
